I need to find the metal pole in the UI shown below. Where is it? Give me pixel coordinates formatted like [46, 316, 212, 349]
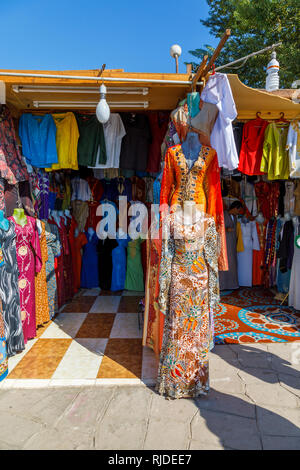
[175, 55, 179, 74]
[215, 42, 282, 71]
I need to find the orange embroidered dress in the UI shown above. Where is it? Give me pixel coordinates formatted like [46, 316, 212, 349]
[160, 145, 227, 271]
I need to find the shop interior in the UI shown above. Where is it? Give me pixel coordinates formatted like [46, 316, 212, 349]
[0, 65, 299, 386]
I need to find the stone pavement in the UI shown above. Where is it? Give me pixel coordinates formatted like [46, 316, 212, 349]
[0, 342, 299, 450]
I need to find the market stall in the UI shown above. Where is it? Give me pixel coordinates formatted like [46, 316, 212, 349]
[0, 64, 299, 396]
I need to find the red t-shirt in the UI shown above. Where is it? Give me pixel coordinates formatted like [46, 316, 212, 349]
[238, 118, 268, 175]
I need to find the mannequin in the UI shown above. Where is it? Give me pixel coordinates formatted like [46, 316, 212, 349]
[87, 227, 95, 240]
[51, 210, 61, 226]
[0, 210, 9, 231]
[292, 215, 299, 228]
[12, 208, 28, 227]
[36, 219, 42, 236]
[181, 132, 202, 169]
[283, 211, 292, 222]
[174, 200, 204, 226]
[58, 210, 66, 224]
[256, 212, 265, 224]
[64, 209, 71, 219]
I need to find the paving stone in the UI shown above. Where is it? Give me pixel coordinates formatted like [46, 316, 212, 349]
[191, 409, 262, 450]
[270, 356, 300, 377]
[237, 368, 279, 385]
[278, 373, 300, 399]
[195, 389, 256, 418]
[256, 405, 300, 437]
[56, 386, 114, 433]
[210, 376, 245, 395]
[0, 389, 54, 414]
[245, 382, 299, 407]
[261, 435, 300, 450]
[144, 393, 198, 450]
[23, 427, 93, 450]
[189, 439, 224, 450]
[95, 386, 152, 450]
[0, 410, 44, 447]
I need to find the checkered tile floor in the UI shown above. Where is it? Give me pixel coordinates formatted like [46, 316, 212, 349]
[3, 290, 158, 388]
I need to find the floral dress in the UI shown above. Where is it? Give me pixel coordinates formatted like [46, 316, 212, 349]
[8, 216, 42, 344]
[156, 212, 220, 399]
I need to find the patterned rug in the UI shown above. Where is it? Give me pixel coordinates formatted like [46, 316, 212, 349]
[215, 288, 300, 344]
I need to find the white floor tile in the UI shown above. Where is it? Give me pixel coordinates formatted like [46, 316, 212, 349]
[8, 339, 38, 372]
[123, 290, 145, 296]
[11, 379, 51, 389]
[95, 378, 142, 386]
[72, 338, 108, 356]
[51, 350, 103, 379]
[83, 288, 101, 296]
[40, 313, 87, 339]
[110, 313, 142, 338]
[89, 296, 121, 313]
[0, 379, 16, 389]
[49, 379, 96, 387]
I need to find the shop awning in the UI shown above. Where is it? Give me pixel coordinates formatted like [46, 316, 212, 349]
[1, 69, 300, 119]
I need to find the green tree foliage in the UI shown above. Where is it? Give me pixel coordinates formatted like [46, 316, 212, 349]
[189, 0, 300, 88]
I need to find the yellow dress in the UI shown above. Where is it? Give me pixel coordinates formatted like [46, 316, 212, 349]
[46, 112, 79, 171]
[260, 123, 289, 180]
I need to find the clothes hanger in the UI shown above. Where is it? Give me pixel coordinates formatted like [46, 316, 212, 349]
[275, 112, 289, 124]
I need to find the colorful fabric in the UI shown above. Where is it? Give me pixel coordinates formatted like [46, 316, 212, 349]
[0, 105, 29, 184]
[156, 213, 219, 398]
[215, 287, 300, 344]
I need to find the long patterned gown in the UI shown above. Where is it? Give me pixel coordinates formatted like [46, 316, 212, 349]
[156, 212, 220, 399]
[35, 221, 50, 326]
[44, 222, 61, 318]
[8, 216, 42, 344]
[0, 221, 25, 356]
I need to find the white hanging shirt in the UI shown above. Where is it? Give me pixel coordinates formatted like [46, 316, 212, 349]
[90, 113, 126, 169]
[71, 178, 91, 202]
[286, 121, 300, 178]
[201, 73, 239, 170]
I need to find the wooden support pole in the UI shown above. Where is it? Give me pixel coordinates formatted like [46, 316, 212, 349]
[191, 55, 208, 92]
[202, 29, 231, 77]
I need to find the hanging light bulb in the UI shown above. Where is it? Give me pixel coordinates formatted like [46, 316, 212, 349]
[96, 84, 110, 123]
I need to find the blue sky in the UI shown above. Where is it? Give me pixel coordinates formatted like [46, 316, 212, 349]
[1, 0, 218, 73]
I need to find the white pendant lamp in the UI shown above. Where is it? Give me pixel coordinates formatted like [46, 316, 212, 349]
[96, 84, 110, 123]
